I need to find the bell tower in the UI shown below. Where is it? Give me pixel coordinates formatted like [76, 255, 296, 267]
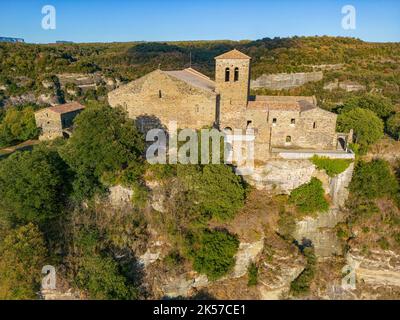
[215, 49, 251, 129]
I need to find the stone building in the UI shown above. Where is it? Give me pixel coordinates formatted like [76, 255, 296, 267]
[108, 49, 351, 162]
[34, 102, 85, 140]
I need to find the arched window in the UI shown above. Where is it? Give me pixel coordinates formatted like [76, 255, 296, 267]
[225, 68, 230, 82]
[159, 90, 162, 98]
[313, 122, 316, 129]
[286, 136, 292, 143]
[234, 67, 239, 81]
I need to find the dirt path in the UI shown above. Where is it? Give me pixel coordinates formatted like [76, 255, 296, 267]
[0, 139, 40, 158]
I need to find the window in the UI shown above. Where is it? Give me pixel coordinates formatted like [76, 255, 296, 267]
[313, 122, 316, 129]
[246, 120, 252, 128]
[272, 118, 277, 124]
[225, 68, 230, 82]
[159, 90, 162, 98]
[291, 118, 296, 125]
[234, 67, 239, 82]
[286, 136, 292, 143]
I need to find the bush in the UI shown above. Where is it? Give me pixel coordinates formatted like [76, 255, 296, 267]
[60, 104, 144, 200]
[377, 237, 390, 250]
[178, 164, 246, 221]
[350, 159, 399, 200]
[311, 156, 352, 177]
[76, 254, 138, 300]
[337, 107, 384, 153]
[342, 94, 394, 119]
[0, 146, 70, 225]
[0, 223, 48, 299]
[387, 113, 400, 140]
[0, 107, 39, 147]
[247, 263, 258, 286]
[289, 178, 329, 214]
[189, 229, 239, 280]
[290, 247, 316, 296]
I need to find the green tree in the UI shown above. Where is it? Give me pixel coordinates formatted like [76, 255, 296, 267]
[60, 104, 144, 200]
[71, 228, 139, 300]
[0, 146, 70, 225]
[350, 159, 399, 200]
[290, 247, 316, 296]
[289, 178, 329, 215]
[177, 164, 246, 221]
[0, 223, 48, 299]
[337, 107, 384, 153]
[387, 113, 400, 140]
[189, 229, 239, 280]
[0, 107, 39, 147]
[342, 94, 394, 119]
[76, 254, 138, 300]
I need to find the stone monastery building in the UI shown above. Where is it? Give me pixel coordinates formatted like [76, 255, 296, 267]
[108, 49, 351, 161]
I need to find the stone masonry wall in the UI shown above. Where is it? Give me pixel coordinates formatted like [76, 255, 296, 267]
[269, 108, 337, 150]
[35, 110, 63, 140]
[108, 70, 217, 131]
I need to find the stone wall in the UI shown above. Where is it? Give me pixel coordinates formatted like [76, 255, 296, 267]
[34, 110, 63, 140]
[242, 160, 354, 257]
[108, 70, 217, 131]
[269, 108, 337, 150]
[292, 163, 355, 257]
[35, 109, 82, 141]
[251, 72, 323, 90]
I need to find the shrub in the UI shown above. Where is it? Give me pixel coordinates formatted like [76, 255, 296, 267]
[60, 104, 144, 200]
[387, 113, 400, 140]
[0, 107, 39, 148]
[277, 210, 296, 240]
[290, 247, 316, 296]
[0, 223, 48, 299]
[189, 229, 239, 280]
[350, 159, 399, 200]
[289, 178, 329, 214]
[311, 156, 352, 177]
[337, 107, 384, 153]
[342, 94, 394, 119]
[0, 146, 70, 225]
[247, 263, 258, 286]
[178, 164, 246, 221]
[75, 254, 138, 300]
[378, 237, 390, 250]
[164, 250, 184, 268]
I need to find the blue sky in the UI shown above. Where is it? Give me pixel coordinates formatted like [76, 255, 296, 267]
[1, 0, 399, 43]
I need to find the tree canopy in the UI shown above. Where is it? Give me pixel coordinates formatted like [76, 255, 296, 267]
[350, 159, 399, 200]
[59, 103, 144, 199]
[337, 107, 384, 153]
[0, 145, 70, 225]
[189, 229, 239, 280]
[0, 107, 38, 148]
[341, 94, 394, 119]
[0, 223, 48, 299]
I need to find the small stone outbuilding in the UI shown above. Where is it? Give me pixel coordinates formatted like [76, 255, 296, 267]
[34, 102, 85, 140]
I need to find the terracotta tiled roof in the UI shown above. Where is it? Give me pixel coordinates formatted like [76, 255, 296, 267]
[166, 68, 216, 92]
[48, 102, 85, 114]
[247, 96, 317, 111]
[215, 49, 251, 60]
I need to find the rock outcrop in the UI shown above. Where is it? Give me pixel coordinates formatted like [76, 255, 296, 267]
[347, 249, 400, 288]
[292, 164, 354, 257]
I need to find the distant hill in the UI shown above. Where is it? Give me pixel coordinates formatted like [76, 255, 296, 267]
[0, 36, 399, 108]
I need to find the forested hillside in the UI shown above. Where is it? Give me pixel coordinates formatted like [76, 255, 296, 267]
[0, 36, 400, 300]
[1, 36, 399, 103]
